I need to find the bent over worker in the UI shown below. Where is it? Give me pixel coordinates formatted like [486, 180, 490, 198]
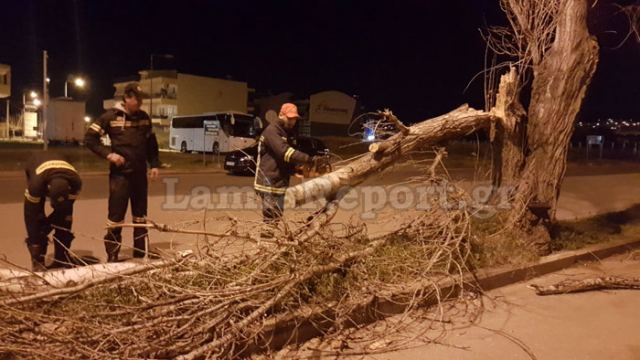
[254, 103, 315, 237]
[84, 82, 160, 262]
[24, 152, 82, 270]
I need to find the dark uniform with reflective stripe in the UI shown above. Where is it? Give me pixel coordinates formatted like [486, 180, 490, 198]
[84, 103, 160, 261]
[24, 152, 82, 268]
[254, 121, 311, 224]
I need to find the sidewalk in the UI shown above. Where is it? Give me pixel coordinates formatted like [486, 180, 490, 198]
[321, 252, 640, 360]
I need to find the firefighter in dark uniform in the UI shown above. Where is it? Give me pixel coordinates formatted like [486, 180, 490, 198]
[84, 82, 160, 262]
[254, 103, 316, 236]
[24, 153, 82, 271]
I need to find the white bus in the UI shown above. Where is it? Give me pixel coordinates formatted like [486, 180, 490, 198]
[169, 112, 261, 153]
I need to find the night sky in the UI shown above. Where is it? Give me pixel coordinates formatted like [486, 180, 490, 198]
[1, 0, 638, 122]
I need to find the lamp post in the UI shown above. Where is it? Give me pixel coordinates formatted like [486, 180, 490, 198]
[43, 50, 49, 150]
[64, 76, 86, 98]
[149, 53, 174, 122]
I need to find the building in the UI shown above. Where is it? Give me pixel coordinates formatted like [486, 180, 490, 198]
[308, 91, 356, 136]
[0, 64, 11, 138]
[254, 90, 356, 137]
[0, 64, 9, 98]
[103, 70, 253, 127]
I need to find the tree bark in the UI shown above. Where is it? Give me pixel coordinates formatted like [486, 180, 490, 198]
[529, 276, 640, 295]
[491, 67, 527, 189]
[511, 0, 599, 254]
[286, 105, 498, 208]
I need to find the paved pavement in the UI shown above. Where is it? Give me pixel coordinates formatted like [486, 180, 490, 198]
[1, 163, 639, 269]
[313, 252, 640, 360]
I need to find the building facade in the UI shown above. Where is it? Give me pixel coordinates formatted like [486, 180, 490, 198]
[103, 70, 252, 127]
[0, 64, 11, 138]
[254, 90, 356, 137]
[0, 64, 10, 98]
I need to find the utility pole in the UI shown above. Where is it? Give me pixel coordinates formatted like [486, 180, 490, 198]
[43, 50, 49, 151]
[4, 98, 8, 139]
[150, 55, 153, 123]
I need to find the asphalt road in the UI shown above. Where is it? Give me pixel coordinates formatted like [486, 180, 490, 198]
[1, 161, 640, 269]
[2, 160, 638, 204]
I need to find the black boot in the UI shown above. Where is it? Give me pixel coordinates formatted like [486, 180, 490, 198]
[104, 232, 122, 262]
[132, 237, 146, 258]
[133, 225, 148, 258]
[27, 243, 47, 272]
[133, 230, 159, 259]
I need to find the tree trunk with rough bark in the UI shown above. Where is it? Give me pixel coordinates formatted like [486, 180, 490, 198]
[490, 67, 527, 189]
[508, 0, 599, 254]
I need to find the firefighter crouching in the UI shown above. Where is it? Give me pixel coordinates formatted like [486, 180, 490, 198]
[84, 82, 160, 262]
[254, 103, 317, 237]
[24, 153, 82, 271]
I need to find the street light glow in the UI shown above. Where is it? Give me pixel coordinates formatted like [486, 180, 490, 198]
[84, 116, 91, 123]
[29, 91, 38, 99]
[74, 77, 86, 88]
[33, 98, 42, 107]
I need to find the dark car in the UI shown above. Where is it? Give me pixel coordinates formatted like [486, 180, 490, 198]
[224, 136, 329, 175]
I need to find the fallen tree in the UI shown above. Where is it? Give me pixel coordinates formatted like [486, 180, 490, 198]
[0, 171, 477, 359]
[286, 105, 498, 208]
[0, 0, 617, 357]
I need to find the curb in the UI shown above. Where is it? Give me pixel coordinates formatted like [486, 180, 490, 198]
[239, 237, 640, 356]
[474, 238, 640, 291]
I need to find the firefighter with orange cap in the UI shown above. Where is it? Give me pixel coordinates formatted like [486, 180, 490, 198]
[254, 103, 316, 237]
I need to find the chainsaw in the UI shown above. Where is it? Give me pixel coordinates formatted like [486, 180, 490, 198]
[295, 155, 332, 178]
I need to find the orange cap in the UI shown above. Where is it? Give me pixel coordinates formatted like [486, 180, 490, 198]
[279, 103, 301, 119]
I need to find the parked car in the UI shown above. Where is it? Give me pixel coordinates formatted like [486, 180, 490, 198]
[224, 136, 330, 175]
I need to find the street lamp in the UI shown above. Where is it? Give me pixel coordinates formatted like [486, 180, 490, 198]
[64, 75, 86, 98]
[74, 78, 86, 88]
[84, 116, 91, 123]
[33, 98, 42, 107]
[29, 91, 38, 99]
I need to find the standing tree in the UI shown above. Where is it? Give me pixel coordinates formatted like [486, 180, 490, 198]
[486, 0, 599, 254]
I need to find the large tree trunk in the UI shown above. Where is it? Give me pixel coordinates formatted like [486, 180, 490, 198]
[511, 0, 599, 254]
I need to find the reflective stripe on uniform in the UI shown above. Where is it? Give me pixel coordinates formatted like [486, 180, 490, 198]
[254, 183, 287, 194]
[24, 189, 41, 203]
[110, 120, 151, 128]
[35, 160, 77, 175]
[89, 123, 105, 135]
[106, 219, 124, 227]
[284, 147, 295, 163]
[132, 216, 146, 223]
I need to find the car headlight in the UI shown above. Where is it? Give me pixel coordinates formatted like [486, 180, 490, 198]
[240, 155, 254, 162]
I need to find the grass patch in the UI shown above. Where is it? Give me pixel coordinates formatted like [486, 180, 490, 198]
[551, 204, 640, 251]
[470, 214, 539, 268]
[470, 205, 640, 268]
